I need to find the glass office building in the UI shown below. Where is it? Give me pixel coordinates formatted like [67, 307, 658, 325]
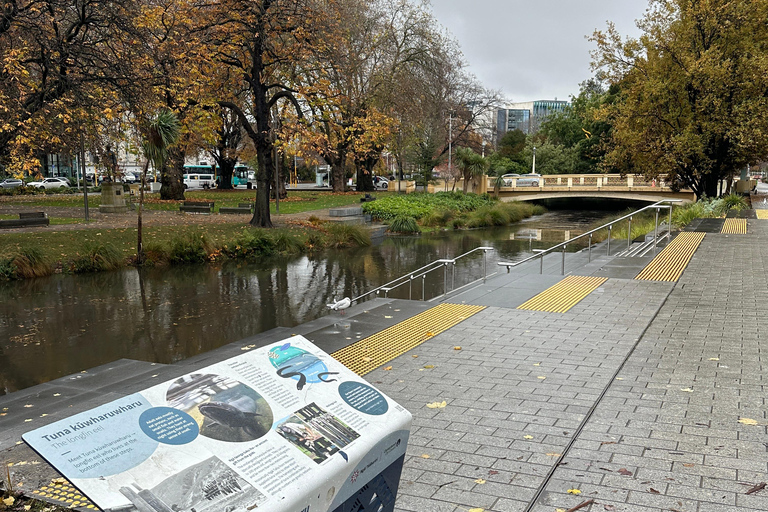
[496, 100, 569, 135]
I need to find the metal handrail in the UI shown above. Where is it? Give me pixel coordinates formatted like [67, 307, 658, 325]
[351, 246, 494, 303]
[497, 199, 682, 274]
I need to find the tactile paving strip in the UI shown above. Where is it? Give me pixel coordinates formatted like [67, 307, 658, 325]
[331, 303, 485, 375]
[721, 218, 747, 234]
[635, 232, 705, 282]
[516, 275, 608, 313]
[755, 210, 768, 220]
[31, 479, 96, 509]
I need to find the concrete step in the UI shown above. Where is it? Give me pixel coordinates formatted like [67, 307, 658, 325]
[329, 206, 364, 217]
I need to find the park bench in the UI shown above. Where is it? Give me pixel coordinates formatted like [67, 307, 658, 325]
[0, 212, 50, 229]
[179, 201, 214, 214]
[220, 203, 253, 214]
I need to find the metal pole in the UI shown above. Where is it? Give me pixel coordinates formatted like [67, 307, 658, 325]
[668, 204, 672, 240]
[627, 217, 632, 250]
[409, 276, 413, 300]
[452, 262, 455, 291]
[443, 263, 448, 298]
[447, 112, 452, 192]
[483, 250, 487, 282]
[422, 274, 426, 301]
[607, 225, 612, 255]
[540, 254, 544, 274]
[653, 208, 660, 252]
[588, 233, 592, 262]
[81, 133, 89, 222]
[561, 245, 566, 275]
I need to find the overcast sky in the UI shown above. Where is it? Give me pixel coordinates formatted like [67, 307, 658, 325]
[430, 0, 648, 103]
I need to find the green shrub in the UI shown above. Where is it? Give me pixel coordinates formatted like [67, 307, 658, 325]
[421, 208, 454, 227]
[326, 223, 371, 247]
[71, 242, 123, 273]
[0, 258, 17, 280]
[224, 230, 277, 260]
[388, 215, 421, 234]
[361, 192, 495, 221]
[272, 230, 305, 254]
[717, 193, 748, 214]
[142, 242, 171, 266]
[12, 247, 53, 278]
[168, 232, 212, 264]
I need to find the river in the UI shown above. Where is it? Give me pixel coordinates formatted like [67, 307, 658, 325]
[0, 199, 645, 394]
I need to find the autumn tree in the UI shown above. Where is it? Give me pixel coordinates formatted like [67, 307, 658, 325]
[0, 0, 140, 175]
[592, 0, 768, 198]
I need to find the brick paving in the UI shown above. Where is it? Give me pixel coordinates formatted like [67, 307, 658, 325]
[367, 221, 768, 512]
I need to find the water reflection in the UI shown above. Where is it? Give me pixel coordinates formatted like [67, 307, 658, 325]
[0, 207, 620, 394]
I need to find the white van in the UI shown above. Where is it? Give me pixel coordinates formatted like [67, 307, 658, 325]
[183, 174, 216, 189]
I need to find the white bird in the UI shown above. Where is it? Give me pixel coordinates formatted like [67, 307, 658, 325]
[327, 297, 351, 315]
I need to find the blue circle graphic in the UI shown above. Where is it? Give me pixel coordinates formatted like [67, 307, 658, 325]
[139, 407, 199, 445]
[338, 382, 389, 415]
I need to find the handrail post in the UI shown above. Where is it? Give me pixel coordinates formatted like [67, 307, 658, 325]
[483, 249, 488, 282]
[452, 262, 456, 289]
[588, 233, 592, 262]
[561, 245, 566, 275]
[607, 225, 612, 255]
[653, 208, 660, 252]
[409, 275, 413, 300]
[668, 204, 672, 239]
[540, 253, 544, 274]
[443, 262, 448, 298]
[422, 274, 426, 301]
[627, 216, 632, 250]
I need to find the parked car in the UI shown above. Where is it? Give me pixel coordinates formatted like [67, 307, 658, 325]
[28, 177, 71, 190]
[0, 178, 24, 189]
[183, 173, 216, 189]
[375, 177, 389, 189]
[501, 173, 540, 187]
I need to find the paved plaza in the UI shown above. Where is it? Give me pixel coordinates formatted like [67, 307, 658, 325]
[1, 219, 767, 512]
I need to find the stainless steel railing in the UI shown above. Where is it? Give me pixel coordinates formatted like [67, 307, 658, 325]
[497, 199, 682, 274]
[352, 246, 494, 303]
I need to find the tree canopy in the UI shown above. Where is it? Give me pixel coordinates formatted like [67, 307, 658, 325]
[591, 0, 768, 198]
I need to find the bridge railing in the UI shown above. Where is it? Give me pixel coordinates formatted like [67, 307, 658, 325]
[488, 174, 688, 190]
[496, 199, 683, 275]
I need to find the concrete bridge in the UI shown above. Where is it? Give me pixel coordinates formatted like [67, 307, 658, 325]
[489, 174, 697, 203]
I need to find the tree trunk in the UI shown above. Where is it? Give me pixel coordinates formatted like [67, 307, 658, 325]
[218, 158, 236, 189]
[161, 147, 186, 200]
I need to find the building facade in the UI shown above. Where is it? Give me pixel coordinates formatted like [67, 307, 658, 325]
[496, 100, 569, 136]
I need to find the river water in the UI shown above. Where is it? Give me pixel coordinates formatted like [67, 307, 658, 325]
[0, 199, 643, 394]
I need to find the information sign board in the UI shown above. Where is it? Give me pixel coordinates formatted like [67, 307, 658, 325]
[24, 336, 411, 512]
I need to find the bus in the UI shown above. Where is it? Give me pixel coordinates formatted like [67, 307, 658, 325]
[232, 165, 256, 188]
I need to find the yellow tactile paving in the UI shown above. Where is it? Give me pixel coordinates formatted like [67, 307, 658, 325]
[32, 479, 96, 509]
[516, 275, 608, 313]
[721, 218, 747, 234]
[635, 232, 705, 282]
[332, 303, 485, 375]
[756, 210, 768, 220]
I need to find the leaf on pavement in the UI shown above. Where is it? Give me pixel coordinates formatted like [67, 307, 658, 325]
[384, 366, 393, 371]
[474, 478, 486, 484]
[523, 435, 533, 439]
[680, 388, 694, 392]
[453, 346, 462, 350]
[423, 365, 435, 369]
[739, 417, 759, 425]
[426, 401, 447, 409]
[420, 454, 430, 459]
[567, 488, 581, 495]
[618, 468, 633, 476]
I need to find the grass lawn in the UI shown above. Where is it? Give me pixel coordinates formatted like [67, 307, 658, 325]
[0, 224, 261, 262]
[0, 189, 369, 213]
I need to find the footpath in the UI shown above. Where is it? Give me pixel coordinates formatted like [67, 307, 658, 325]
[1, 214, 767, 512]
